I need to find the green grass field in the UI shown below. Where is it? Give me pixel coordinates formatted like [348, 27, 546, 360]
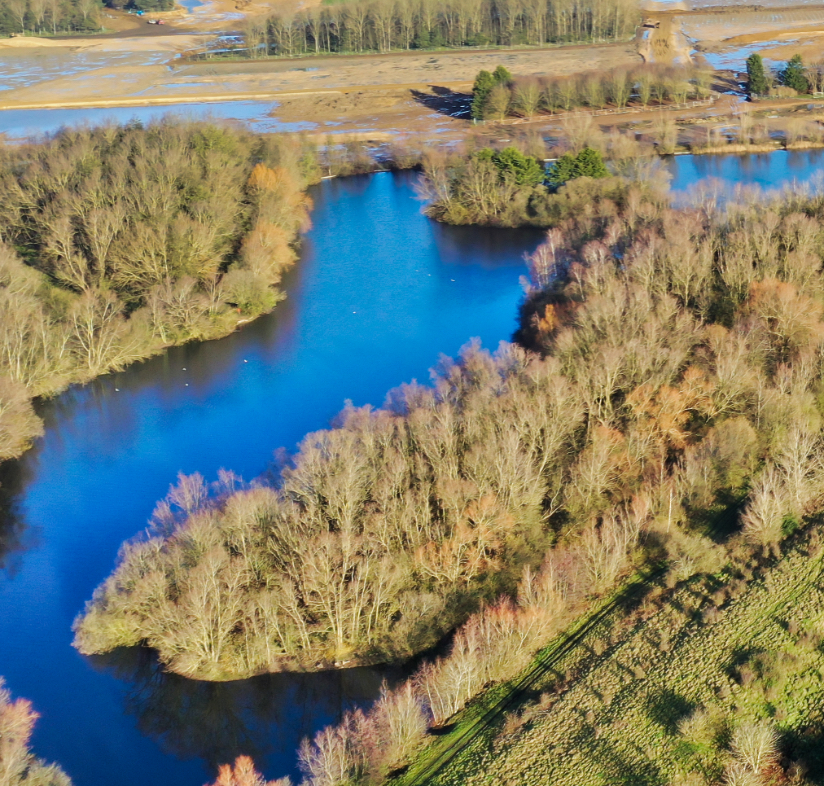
[393, 529, 824, 786]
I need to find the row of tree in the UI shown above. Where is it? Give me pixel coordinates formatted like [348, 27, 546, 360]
[0, 0, 100, 36]
[470, 62, 712, 120]
[238, 0, 639, 58]
[0, 122, 316, 461]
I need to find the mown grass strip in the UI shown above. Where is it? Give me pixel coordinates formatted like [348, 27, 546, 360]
[393, 565, 666, 786]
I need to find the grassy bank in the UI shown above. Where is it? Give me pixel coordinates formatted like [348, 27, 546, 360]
[399, 525, 824, 786]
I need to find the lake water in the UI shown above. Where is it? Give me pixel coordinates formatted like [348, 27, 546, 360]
[0, 171, 542, 786]
[666, 147, 824, 193]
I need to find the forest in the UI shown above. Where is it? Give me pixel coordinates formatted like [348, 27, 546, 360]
[240, 0, 639, 58]
[264, 176, 824, 786]
[0, 122, 314, 461]
[0, 0, 101, 36]
[0, 0, 175, 34]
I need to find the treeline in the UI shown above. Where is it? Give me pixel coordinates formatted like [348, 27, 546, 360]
[0, 122, 315, 460]
[0, 0, 101, 36]
[241, 0, 638, 58]
[471, 62, 712, 120]
[0, 678, 70, 786]
[260, 178, 824, 786]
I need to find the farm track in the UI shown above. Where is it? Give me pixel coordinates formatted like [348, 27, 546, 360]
[395, 567, 665, 786]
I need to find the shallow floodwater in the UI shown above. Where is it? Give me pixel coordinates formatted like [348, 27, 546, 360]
[0, 49, 168, 93]
[0, 100, 314, 139]
[0, 171, 542, 786]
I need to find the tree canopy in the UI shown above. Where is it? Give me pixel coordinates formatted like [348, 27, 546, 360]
[780, 54, 809, 93]
[746, 52, 770, 96]
[471, 65, 513, 120]
[547, 147, 609, 187]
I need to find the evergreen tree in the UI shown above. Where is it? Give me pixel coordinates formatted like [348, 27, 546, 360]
[546, 153, 578, 187]
[746, 53, 770, 96]
[470, 66, 513, 120]
[492, 147, 545, 186]
[471, 70, 495, 120]
[547, 147, 609, 187]
[574, 147, 609, 178]
[492, 65, 513, 85]
[781, 54, 809, 94]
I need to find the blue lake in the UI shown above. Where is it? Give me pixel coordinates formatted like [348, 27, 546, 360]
[0, 171, 542, 786]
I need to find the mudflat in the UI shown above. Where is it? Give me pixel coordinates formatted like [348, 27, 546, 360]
[0, 41, 640, 109]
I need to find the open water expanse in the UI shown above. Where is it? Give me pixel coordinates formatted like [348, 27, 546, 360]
[1, 124, 824, 785]
[0, 171, 542, 786]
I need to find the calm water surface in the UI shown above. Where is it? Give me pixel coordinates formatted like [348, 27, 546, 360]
[0, 171, 542, 786]
[667, 148, 824, 193]
[0, 101, 314, 139]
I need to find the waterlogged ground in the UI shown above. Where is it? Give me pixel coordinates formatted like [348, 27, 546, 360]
[0, 49, 171, 92]
[0, 100, 314, 138]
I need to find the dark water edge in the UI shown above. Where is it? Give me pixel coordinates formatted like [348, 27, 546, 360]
[0, 171, 543, 786]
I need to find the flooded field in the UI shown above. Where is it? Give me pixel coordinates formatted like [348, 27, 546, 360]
[0, 48, 170, 92]
[0, 100, 315, 138]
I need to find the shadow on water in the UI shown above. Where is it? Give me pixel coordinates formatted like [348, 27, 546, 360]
[0, 458, 34, 573]
[87, 648, 401, 772]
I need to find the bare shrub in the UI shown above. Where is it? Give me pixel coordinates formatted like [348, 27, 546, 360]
[731, 720, 780, 774]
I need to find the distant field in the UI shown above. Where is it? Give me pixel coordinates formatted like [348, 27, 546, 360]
[681, 7, 824, 42]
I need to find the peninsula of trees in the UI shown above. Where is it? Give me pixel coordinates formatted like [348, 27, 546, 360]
[73, 165, 824, 695]
[0, 123, 313, 461]
[273, 178, 824, 786]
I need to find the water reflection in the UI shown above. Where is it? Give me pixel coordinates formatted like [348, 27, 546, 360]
[667, 148, 824, 195]
[89, 648, 396, 773]
[0, 458, 33, 572]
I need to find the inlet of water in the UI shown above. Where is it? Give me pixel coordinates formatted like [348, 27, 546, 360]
[0, 171, 542, 786]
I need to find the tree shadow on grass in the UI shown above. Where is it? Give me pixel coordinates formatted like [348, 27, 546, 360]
[410, 87, 472, 119]
[784, 721, 824, 784]
[646, 689, 695, 735]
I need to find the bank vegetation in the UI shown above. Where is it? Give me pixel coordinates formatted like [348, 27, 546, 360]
[0, 122, 315, 461]
[0, 678, 70, 786]
[256, 178, 824, 786]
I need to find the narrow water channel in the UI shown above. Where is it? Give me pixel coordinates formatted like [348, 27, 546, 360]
[0, 172, 542, 786]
